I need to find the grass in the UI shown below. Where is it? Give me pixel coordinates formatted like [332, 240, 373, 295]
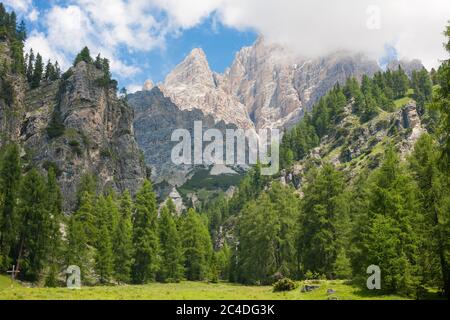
[0, 276, 416, 300]
[394, 89, 415, 108]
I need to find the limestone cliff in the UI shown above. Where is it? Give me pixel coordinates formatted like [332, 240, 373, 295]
[0, 41, 146, 212]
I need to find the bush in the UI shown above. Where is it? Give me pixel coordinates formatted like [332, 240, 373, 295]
[47, 114, 65, 139]
[68, 140, 80, 147]
[273, 278, 297, 292]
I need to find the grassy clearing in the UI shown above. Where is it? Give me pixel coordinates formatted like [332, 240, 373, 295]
[0, 275, 416, 300]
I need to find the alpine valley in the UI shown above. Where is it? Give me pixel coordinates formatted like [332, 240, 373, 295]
[0, 2, 449, 301]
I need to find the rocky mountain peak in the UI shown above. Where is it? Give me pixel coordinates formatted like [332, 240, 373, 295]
[164, 47, 215, 89]
[14, 60, 147, 212]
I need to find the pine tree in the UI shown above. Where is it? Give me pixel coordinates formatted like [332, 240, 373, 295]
[181, 208, 213, 281]
[409, 134, 450, 296]
[297, 164, 347, 279]
[237, 183, 299, 284]
[132, 180, 159, 283]
[31, 53, 43, 88]
[65, 214, 90, 282]
[362, 147, 421, 296]
[113, 190, 134, 283]
[44, 60, 54, 81]
[76, 174, 97, 210]
[94, 196, 113, 283]
[157, 206, 184, 282]
[54, 61, 61, 79]
[26, 49, 34, 83]
[74, 47, 92, 66]
[15, 168, 51, 281]
[45, 168, 62, 287]
[392, 66, 409, 99]
[0, 143, 21, 270]
[333, 248, 352, 279]
[411, 68, 433, 114]
[75, 191, 96, 244]
[94, 54, 102, 69]
[433, 25, 450, 297]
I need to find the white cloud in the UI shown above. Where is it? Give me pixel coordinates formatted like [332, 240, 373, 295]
[2, 0, 32, 13]
[24, 0, 450, 84]
[27, 8, 39, 22]
[154, 0, 450, 69]
[152, 0, 223, 28]
[25, 2, 156, 78]
[126, 83, 143, 93]
[25, 31, 70, 67]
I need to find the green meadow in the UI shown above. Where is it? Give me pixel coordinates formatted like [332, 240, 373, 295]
[0, 275, 421, 300]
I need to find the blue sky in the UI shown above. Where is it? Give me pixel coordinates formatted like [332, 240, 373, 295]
[5, 1, 258, 92]
[3, 0, 450, 92]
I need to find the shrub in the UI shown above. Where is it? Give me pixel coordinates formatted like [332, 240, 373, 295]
[47, 113, 65, 139]
[68, 140, 80, 147]
[43, 161, 62, 177]
[273, 278, 297, 292]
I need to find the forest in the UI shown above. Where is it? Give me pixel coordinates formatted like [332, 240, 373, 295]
[0, 4, 449, 300]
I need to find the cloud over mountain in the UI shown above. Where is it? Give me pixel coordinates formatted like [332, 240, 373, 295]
[9, 0, 450, 83]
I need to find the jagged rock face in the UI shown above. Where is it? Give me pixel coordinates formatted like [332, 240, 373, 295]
[160, 48, 254, 130]
[0, 41, 27, 143]
[160, 38, 381, 130]
[17, 61, 146, 212]
[128, 87, 238, 187]
[280, 101, 425, 191]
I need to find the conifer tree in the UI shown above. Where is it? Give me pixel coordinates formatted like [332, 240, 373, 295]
[237, 183, 298, 284]
[157, 206, 184, 282]
[74, 46, 92, 66]
[76, 174, 97, 210]
[362, 147, 421, 295]
[65, 214, 90, 282]
[181, 208, 213, 281]
[15, 168, 51, 281]
[45, 168, 62, 287]
[54, 61, 61, 79]
[411, 68, 433, 114]
[409, 134, 450, 297]
[75, 191, 97, 243]
[113, 190, 134, 283]
[26, 49, 34, 83]
[94, 195, 113, 283]
[0, 143, 21, 270]
[132, 180, 159, 283]
[31, 53, 43, 88]
[297, 164, 347, 279]
[392, 66, 409, 99]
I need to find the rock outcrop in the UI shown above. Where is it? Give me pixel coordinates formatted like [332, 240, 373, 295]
[0, 43, 146, 212]
[128, 87, 238, 187]
[160, 48, 254, 130]
[280, 101, 425, 189]
[158, 38, 381, 131]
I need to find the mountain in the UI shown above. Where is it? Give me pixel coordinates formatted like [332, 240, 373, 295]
[159, 48, 254, 130]
[281, 101, 425, 189]
[159, 38, 382, 130]
[387, 58, 425, 77]
[128, 87, 239, 189]
[0, 41, 146, 212]
[130, 38, 425, 206]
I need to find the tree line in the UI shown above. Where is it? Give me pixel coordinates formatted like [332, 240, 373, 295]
[0, 150, 230, 284]
[279, 64, 433, 169]
[202, 26, 449, 298]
